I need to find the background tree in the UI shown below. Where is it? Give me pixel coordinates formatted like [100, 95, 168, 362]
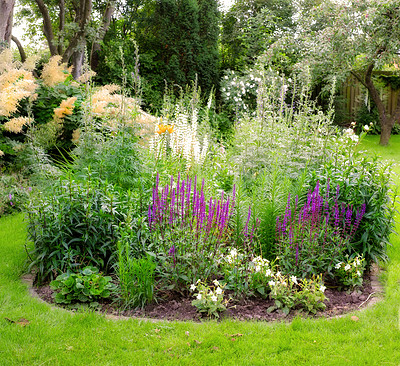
[17, 0, 115, 78]
[0, 0, 15, 49]
[96, 0, 220, 111]
[298, 0, 400, 145]
[221, 0, 295, 71]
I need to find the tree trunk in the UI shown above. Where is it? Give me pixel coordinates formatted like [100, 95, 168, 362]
[90, 1, 115, 71]
[35, 0, 59, 56]
[379, 117, 393, 145]
[71, 49, 84, 80]
[0, 0, 15, 47]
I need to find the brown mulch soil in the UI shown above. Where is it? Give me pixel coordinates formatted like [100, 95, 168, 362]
[33, 273, 378, 322]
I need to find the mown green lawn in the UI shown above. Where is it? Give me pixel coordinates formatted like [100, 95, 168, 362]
[1, 135, 400, 365]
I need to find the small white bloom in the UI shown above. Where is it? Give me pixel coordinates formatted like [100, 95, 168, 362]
[190, 284, 196, 291]
[216, 287, 223, 295]
[345, 264, 351, 271]
[356, 270, 361, 277]
[255, 265, 261, 273]
[196, 293, 202, 300]
[213, 279, 220, 286]
[290, 276, 298, 284]
[268, 280, 276, 287]
[196, 279, 201, 284]
[353, 261, 358, 267]
[364, 125, 370, 131]
[335, 263, 342, 269]
[276, 271, 281, 277]
[320, 285, 326, 293]
[265, 269, 272, 277]
[211, 295, 217, 302]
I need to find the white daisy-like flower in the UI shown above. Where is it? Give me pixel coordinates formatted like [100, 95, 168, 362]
[335, 263, 342, 269]
[216, 287, 223, 295]
[211, 295, 217, 302]
[213, 279, 220, 286]
[190, 284, 196, 291]
[268, 280, 276, 287]
[353, 261, 358, 267]
[196, 293, 202, 300]
[356, 271, 361, 277]
[265, 269, 272, 277]
[290, 276, 298, 284]
[320, 285, 326, 293]
[345, 264, 351, 271]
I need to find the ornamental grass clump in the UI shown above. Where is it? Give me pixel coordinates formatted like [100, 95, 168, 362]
[276, 181, 366, 279]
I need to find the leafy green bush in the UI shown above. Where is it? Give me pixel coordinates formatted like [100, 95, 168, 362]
[0, 173, 32, 216]
[50, 266, 116, 305]
[26, 174, 127, 283]
[306, 152, 397, 265]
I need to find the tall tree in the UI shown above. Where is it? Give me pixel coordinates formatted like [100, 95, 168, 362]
[0, 0, 15, 48]
[298, 0, 400, 145]
[17, 0, 115, 78]
[221, 0, 295, 70]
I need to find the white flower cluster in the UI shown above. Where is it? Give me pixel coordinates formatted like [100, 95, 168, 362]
[268, 271, 326, 294]
[250, 256, 272, 276]
[218, 247, 242, 266]
[190, 279, 224, 303]
[342, 127, 359, 143]
[149, 106, 208, 169]
[335, 256, 364, 278]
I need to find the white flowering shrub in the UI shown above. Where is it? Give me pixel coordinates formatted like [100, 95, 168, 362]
[220, 69, 260, 117]
[334, 255, 366, 289]
[190, 279, 227, 318]
[268, 273, 327, 315]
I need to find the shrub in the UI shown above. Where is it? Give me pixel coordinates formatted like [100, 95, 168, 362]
[26, 174, 127, 283]
[276, 182, 366, 279]
[0, 173, 32, 216]
[306, 151, 397, 265]
[50, 266, 116, 305]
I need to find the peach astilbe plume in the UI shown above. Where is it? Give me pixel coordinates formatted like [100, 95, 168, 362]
[3, 117, 33, 133]
[53, 97, 77, 120]
[0, 69, 38, 117]
[41, 56, 72, 87]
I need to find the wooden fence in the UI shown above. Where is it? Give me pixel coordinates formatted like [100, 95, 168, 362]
[342, 72, 399, 122]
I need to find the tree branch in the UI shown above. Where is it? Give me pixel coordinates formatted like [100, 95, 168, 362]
[58, 0, 65, 55]
[90, 1, 116, 70]
[62, 0, 92, 63]
[11, 35, 26, 62]
[34, 0, 58, 55]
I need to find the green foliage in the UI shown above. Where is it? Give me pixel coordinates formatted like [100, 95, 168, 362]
[116, 238, 156, 309]
[0, 173, 32, 216]
[73, 125, 146, 191]
[190, 280, 227, 318]
[334, 255, 365, 289]
[50, 266, 116, 305]
[221, 0, 295, 70]
[268, 274, 326, 315]
[306, 151, 397, 265]
[26, 174, 127, 283]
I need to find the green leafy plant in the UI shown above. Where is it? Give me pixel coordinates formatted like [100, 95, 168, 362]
[268, 273, 327, 315]
[26, 173, 127, 283]
[116, 237, 156, 309]
[190, 280, 228, 318]
[50, 266, 116, 305]
[334, 255, 365, 289]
